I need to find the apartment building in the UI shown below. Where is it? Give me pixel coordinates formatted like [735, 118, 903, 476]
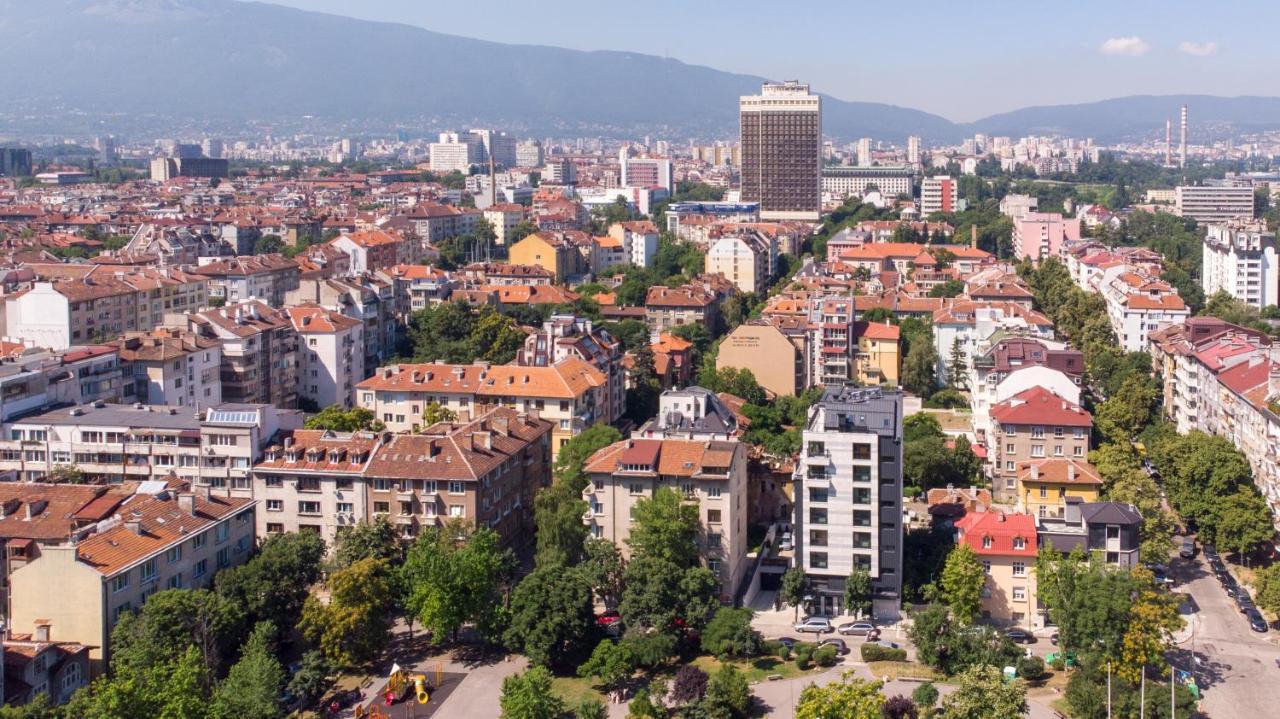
[820, 166, 915, 199]
[1015, 458, 1102, 519]
[1201, 220, 1278, 309]
[583, 437, 749, 602]
[932, 301, 1055, 386]
[365, 408, 551, 547]
[1037, 499, 1141, 569]
[180, 301, 299, 408]
[988, 387, 1092, 502]
[405, 203, 482, 244]
[645, 285, 722, 335]
[0, 402, 295, 493]
[8, 482, 256, 673]
[357, 358, 608, 456]
[286, 275, 399, 374]
[633, 387, 741, 441]
[287, 305, 364, 409]
[115, 328, 222, 407]
[968, 338, 1082, 442]
[1175, 184, 1255, 224]
[379, 265, 455, 317]
[717, 321, 807, 397]
[794, 386, 903, 619]
[0, 345, 125, 422]
[1012, 212, 1081, 262]
[483, 204, 527, 246]
[1100, 270, 1190, 353]
[196, 254, 300, 307]
[705, 231, 776, 295]
[739, 81, 821, 221]
[2, 627, 91, 704]
[954, 511, 1038, 629]
[515, 315, 625, 425]
[607, 221, 660, 268]
[330, 230, 411, 275]
[252, 429, 380, 545]
[508, 231, 585, 283]
[920, 176, 957, 215]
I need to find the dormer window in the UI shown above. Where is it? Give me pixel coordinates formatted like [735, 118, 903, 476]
[1013, 537, 1026, 550]
[982, 535, 992, 549]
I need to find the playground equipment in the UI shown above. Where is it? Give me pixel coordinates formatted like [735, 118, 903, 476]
[413, 675, 429, 705]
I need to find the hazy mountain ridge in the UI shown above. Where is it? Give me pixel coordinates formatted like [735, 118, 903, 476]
[0, 1, 1277, 143]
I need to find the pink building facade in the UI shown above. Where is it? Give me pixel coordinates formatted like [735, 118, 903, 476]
[1013, 213, 1082, 262]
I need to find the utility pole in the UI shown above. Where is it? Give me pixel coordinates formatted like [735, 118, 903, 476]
[1140, 670, 1146, 719]
[1107, 662, 1112, 719]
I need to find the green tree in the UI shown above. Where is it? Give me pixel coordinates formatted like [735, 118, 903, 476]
[422, 401, 458, 426]
[1035, 546, 1146, 658]
[47, 464, 86, 483]
[333, 517, 401, 569]
[1116, 581, 1182, 684]
[574, 698, 608, 719]
[534, 480, 591, 569]
[299, 558, 396, 668]
[620, 555, 718, 635]
[401, 523, 512, 642]
[1095, 374, 1156, 443]
[912, 682, 939, 710]
[627, 487, 701, 568]
[286, 650, 330, 709]
[700, 607, 761, 658]
[903, 413, 945, 442]
[109, 588, 243, 680]
[553, 424, 624, 487]
[780, 567, 807, 620]
[254, 235, 285, 254]
[576, 639, 636, 693]
[303, 405, 385, 432]
[844, 569, 872, 619]
[1253, 563, 1280, 617]
[1105, 463, 1176, 561]
[946, 337, 969, 388]
[499, 666, 565, 719]
[1213, 489, 1275, 562]
[70, 645, 210, 719]
[940, 543, 985, 624]
[210, 621, 285, 719]
[939, 665, 1026, 719]
[794, 674, 884, 719]
[703, 664, 751, 719]
[902, 341, 939, 397]
[580, 538, 626, 610]
[215, 530, 326, 641]
[504, 565, 597, 669]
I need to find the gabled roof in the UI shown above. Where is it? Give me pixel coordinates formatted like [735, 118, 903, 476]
[955, 511, 1037, 557]
[991, 386, 1091, 427]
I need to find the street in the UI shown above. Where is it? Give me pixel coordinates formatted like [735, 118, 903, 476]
[1167, 554, 1280, 717]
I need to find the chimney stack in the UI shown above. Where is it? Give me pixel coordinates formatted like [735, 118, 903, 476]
[34, 620, 50, 643]
[970, 224, 977, 250]
[1165, 118, 1172, 166]
[178, 493, 196, 516]
[1180, 104, 1188, 169]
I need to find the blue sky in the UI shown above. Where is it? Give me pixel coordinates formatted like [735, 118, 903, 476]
[253, 0, 1277, 122]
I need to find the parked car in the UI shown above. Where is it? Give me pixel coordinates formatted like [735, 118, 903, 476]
[819, 638, 850, 655]
[794, 617, 833, 634]
[1005, 629, 1035, 644]
[1203, 544, 1218, 560]
[778, 532, 794, 551]
[1179, 538, 1196, 559]
[1224, 582, 1240, 598]
[837, 621, 876, 636]
[1237, 592, 1255, 612]
[596, 610, 622, 628]
[777, 637, 796, 650]
[1246, 608, 1269, 633]
[1050, 632, 1059, 646]
[874, 640, 901, 650]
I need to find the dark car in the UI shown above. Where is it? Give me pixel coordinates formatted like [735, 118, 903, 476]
[1246, 609, 1269, 633]
[1237, 592, 1255, 611]
[1179, 538, 1196, 559]
[777, 637, 797, 650]
[819, 638, 850, 655]
[1224, 583, 1240, 598]
[1050, 631, 1060, 646]
[1203, 544, 1218, 560]
[1005, 628, 1035, 644]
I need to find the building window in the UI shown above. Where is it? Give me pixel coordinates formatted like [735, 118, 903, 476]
[266, 523, 284, 534]
[707, 509, 722, 524]
[298, 501, 321, 515]
[168, 574, 183, 589]
[166, 546, 182, 564]
[266, 499, 283, 512]
[852, 443, 871, 460]
[1013, 586, 1026, 601]
[112, 574, 129, 593]
[1005, 461, 1015, 471]
[374, 501, 389, 514]
[1013, 537, 1026, 550]
[193, 532, 207, 549]
[707, 486, 721, 499]
[449, 505, 464, 518]
[982, 536, 992, 549]
[1012, 561, 1026, 577]
[1038, 487, 1047, 498]
[265, 476, 283, 488]
[1030, 445, 1045, 458]
[1073, 446, 1084, 457]
[448, 481, 465, 495]
[1053, 445, 1063, 456]
[337, 502, 354, 514]
[217, 547, 231, 569]
[982, 560, 991, 573]
[810, 552, 828, 569]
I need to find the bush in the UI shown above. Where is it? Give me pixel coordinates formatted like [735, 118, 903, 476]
[912, 681, 939, 708]
[903, 485, 923, 499]
[813, 644, 838, 667]
[1017, 655, 1045, 681]
[764, 640, 790, 659]
[860, 643, 908, 662]
[1050, 655, 1066, 671]
[794, 643, 814, 670]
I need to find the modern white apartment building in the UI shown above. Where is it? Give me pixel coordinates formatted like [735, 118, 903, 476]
[287, 305, 364, 409]
[820, 166, 915, 199]
[1175, 184, 1255, 224]
[920, 175, 957, 215]
[794, 386, 903, 619]
[704, 231, 776, 295]
[1201, 221, 1278, 309]
[906, 136, 921, 165]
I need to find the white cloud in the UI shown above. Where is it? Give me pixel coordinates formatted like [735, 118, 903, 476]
[1179, 41, 1218, 57]
[1099, 36, 1151, 56]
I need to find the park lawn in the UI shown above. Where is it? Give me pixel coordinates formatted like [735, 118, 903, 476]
[692, 655, 817, 683]
[551, 675, 609, 707]
[865, 661, 941, 682]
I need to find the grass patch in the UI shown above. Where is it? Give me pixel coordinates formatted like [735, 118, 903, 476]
[1051, 697, 1073, 717]
[692, 655, 817, 683]
[551, 676, 608, 706]
[865, 661, 941, 681]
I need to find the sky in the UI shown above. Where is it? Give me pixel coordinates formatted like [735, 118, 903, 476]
[249, 0, 1278, 122]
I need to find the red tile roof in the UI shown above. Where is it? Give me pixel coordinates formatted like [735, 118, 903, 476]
[955, 511, 1038, 557]
[990, 386, 1092, 427]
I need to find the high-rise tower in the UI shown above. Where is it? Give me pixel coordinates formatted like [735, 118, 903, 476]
[739, 81, 822, 221]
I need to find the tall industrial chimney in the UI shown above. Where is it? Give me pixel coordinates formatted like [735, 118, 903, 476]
[1165, 119, 1172, 166]
[1179, 104, 1188, 169]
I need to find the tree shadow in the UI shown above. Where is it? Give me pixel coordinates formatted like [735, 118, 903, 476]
[1167, 646, 1230, 690]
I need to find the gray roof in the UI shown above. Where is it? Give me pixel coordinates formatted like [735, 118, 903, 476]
[14, 402, 202, 430]
[1080, 502, 1142, 525]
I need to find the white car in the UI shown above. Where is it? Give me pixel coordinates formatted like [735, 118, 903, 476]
[778, 532, 793, 551]
[794, 617, 833, 634]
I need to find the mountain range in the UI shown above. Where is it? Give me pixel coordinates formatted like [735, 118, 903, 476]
[1, 0, 1277, 144]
